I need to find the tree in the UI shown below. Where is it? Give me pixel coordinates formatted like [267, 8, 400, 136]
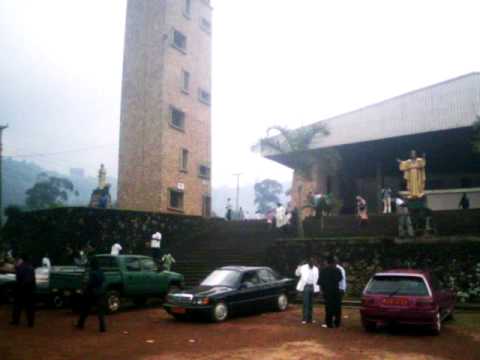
[25, 173, 78, 210]
[254, 179, 283, 214]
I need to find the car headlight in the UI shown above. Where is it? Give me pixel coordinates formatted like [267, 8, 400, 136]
[193, 297, 210, 305]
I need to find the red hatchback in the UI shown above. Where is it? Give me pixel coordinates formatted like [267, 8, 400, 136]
[360, 269, 455, 335]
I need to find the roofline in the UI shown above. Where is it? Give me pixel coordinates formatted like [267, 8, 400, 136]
[306, 72, 480, 130]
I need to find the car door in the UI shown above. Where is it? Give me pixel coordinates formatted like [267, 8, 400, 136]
[257, 269, 279, 303]
[429, 275, 448, 316]
[140, 258, 168, 295]
[123, 257, 144, 295]
[231, 271, 263, 312]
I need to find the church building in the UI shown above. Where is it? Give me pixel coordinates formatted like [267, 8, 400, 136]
[118, 0, 212, 216]
[261, 73, 480, 213]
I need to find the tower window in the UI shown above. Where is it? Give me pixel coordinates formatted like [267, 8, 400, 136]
[169, 189, 184, 210]
[199, 164, 211, 179]
[180, 148, 189, 172]
[184, 0, 191, 18]
[200, 18, 211, 34]
[172, 29, 187, 52]
[202, 195, 211, 217]
[182, 69, 190, 93]
[198, 88, 211, 105]
[170, 106, 185, 131]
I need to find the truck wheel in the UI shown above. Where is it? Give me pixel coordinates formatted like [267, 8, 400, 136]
[211, 302, 228, 322]
[275, 293, 289, 312]
[106, 290, 121, 313]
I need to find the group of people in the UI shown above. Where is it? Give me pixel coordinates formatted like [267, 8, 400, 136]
[295, 256, 346, 328]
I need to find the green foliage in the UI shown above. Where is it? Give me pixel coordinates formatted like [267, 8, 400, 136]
[255, 124, 341, 180]
[254, 179, 283, 214]
[25, 173, 78, 210]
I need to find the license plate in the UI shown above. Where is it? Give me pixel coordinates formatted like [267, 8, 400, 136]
[382, 298, 408, 306]
[171, 307, 186, 314]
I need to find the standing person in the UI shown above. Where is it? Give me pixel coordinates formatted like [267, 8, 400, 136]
[396, 197, 414, 238]
[459, 193, 470, 210]
[76, 258, 106, 332]
[225, 198, 233, 221]
[110, 242, 122, 256]
[275, 203, 287, 229]
[381, 188, 392, 214]
[150, 232, 162, 263]
[356, 196, 368, 227]
[335, 257, 347, 300]
[42, 253, 51, 270]
[11, 254, 36, 327]
[295, 258, 320, 324]
[319, 256, 343, 328]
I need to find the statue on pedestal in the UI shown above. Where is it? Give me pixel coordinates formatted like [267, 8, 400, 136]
[89, 164, 111, 209]
[397, 150, 426, 199]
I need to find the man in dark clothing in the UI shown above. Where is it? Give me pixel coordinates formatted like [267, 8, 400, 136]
[76, 258, 106, 332]
[11, 254, 36, 327]
[319, 256, 343, 328]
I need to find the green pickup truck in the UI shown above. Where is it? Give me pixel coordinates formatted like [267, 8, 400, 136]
[50, 254, 184, 313]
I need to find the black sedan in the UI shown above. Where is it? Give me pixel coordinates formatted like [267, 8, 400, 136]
[164, 266, 295, 322]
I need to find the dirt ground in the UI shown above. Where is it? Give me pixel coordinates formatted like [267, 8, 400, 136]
[0, 304, 479, 360]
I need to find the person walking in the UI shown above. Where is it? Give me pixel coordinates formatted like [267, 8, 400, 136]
[225, 198, 233, 221]
[10, 254, 36, 327]
[396, 197, 414, 238]
[381, 188, 392, 214]
[356, 196, 368, 227]
[459, 193, 470, 210]
[319, 256, 343, 328]
[295, 258, 319, 324]
[76, 258, 106, 332]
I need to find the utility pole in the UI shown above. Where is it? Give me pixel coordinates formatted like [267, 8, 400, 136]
[232, 173, 242, 212]
[0, 125, 8, 228]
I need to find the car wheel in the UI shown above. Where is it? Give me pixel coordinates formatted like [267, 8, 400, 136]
[211, 302, 228, 322]
[276, 293, 289, 312]
[362, 319, 377, 332]
[432, 311, 442, 335]
[106, 290, 121, 314]
[52, 294, 65, 309]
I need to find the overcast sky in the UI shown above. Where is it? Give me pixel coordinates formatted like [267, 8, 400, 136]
[1, 0, 479, 189]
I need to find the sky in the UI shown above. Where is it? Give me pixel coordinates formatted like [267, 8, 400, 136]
[1, 0, 480, 191]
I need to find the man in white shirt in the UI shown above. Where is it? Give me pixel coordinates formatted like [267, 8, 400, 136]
[150, 232, 162, 262]
[110, 242, 122, 256]
[295, 258, 319, 324]
[42, 254, 51, 270]
[335, 258, 346, 295]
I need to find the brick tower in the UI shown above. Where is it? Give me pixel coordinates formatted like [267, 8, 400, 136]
[118, 0, 212, 216]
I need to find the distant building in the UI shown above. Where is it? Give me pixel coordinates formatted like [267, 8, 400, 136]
[69, 168, 85, 178]
[118, 0, 212, 216]
[262, 73, 480, 213]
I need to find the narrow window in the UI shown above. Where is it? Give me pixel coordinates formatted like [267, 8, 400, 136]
[184, 0, 191, 17]
[202, 195, 211, 217]
[172, 29, 187, 52]
[198, 88, 211, 105]
[200, 18, 211, 34]
[180, 148, 189, 172]
[169, 189, 184, 210]
[182, 69, 190, 93]
[170, 106, 185, 130]
[199, 164, 211, 179]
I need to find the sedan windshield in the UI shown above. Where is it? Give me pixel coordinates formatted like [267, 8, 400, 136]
[201, 270, 241, 287]
[366, 275, 429, 296]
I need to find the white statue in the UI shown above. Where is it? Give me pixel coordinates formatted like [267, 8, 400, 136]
[98, 164, 107, 190]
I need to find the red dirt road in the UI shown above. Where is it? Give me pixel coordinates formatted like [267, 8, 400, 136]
[0, 305, 479, 360]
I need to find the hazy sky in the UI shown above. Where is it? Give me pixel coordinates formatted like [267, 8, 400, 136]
[2, 0, 480, 189]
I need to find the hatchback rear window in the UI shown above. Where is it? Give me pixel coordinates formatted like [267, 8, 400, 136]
[365, 275, 429, 296]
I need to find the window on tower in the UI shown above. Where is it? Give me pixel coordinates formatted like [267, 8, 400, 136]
[172, 29, 187, 53]
[198, 164, 211, 180]
[200, 18, 211, 34]
[169, 189, 184, 210]
[181, 69, 190, 93]
[184, 0, 192, 18]
[198, 88, 211, 105]
[180, 148, 189, 172]
[170, 106, 186, 131]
